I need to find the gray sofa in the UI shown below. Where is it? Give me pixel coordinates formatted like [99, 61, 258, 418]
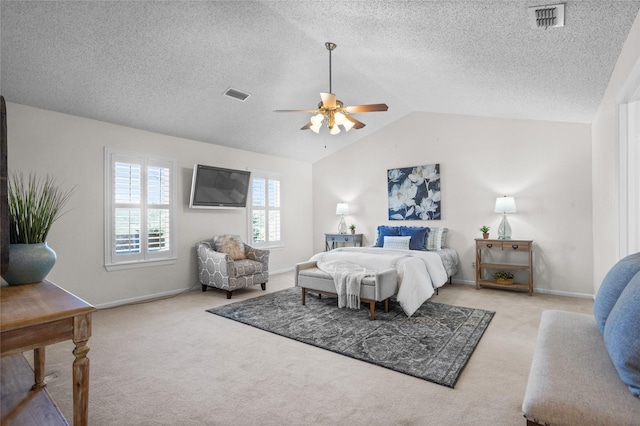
[522, 310, 640, 425]
[295, 260, 397, 320]
[522, 253, 640, 425]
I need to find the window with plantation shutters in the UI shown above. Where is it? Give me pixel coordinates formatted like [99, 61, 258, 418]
[105, 148, 177, 271]
[249, 171, 282, 248]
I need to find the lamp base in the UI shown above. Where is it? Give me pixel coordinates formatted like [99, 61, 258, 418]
[497, 214, 512, 239]
[338, 216, 347, 234]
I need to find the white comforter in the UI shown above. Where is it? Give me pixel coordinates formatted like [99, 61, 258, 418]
[309, 247, 448, 317]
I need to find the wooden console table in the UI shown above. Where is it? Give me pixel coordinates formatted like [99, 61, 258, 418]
[475, 238, 534, 295]
[1, 280, 96, 425]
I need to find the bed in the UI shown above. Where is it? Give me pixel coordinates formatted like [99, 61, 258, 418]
[307, 226, 459, 317]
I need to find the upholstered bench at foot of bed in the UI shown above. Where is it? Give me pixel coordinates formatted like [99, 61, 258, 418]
[294, 261, 398, 320]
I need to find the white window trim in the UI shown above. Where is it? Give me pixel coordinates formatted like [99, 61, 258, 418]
[104, 148, 177, 271]
[248, 170, 284, 249]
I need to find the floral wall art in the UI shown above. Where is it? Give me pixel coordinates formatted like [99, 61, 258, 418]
[388, 164, 441, 220]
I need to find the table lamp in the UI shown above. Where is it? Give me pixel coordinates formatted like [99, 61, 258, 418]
[495, 196, 517, 239]
[336, 202, 349, 234]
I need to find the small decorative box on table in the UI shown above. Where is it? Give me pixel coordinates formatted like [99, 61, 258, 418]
[475, 238, 534, 295]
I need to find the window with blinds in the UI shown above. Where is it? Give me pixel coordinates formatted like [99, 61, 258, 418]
[105, 149, 177, 270]
[249, 172, 282, 248]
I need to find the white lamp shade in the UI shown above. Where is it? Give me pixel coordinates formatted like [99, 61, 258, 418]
[310, 113, 324, 125]
[336, 202, 349, 215]
[310, 122, 322, 133]
[334, 112, 346, 125]
[495, 196, 517, 213]
[343, 119, 355, 132]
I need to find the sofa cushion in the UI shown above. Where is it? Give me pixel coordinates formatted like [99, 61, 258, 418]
[522, 310, 640, 425]
[373, 226, 399, 247]
[213, 234, 246, 260]
[233, 259, 264, 277]
[383, 235, 411, 250]
[594, 252, 640, 334]
[399, 226, 429, 250]
[603, 270, 640, 398]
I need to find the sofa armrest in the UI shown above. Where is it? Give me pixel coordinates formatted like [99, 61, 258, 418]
[245, 244, 270, 269]
[196, 242, 235, 281]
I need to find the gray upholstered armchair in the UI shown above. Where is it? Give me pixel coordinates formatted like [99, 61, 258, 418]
[196, 235, 269, 299]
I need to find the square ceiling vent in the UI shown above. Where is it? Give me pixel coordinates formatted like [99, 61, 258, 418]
[223, 87, 251, 102]
[528, 3, 565, 29]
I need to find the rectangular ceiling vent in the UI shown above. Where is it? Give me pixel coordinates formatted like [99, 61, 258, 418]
[223, 87, 251, 102]
[528, 3, 565, 29]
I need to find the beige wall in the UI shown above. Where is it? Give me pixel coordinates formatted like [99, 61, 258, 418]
[6, 103, 314, 307]
[592, 12, 640, 293]
[313, 112, 593, 297]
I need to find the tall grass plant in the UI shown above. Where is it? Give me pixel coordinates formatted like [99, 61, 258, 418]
[8, 172, 75, 244]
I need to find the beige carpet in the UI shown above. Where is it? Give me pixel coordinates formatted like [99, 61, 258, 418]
[36, 272, 593, 425]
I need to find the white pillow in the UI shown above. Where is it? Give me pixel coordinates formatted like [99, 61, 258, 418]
[383, 235, 411, 250]
[427, 227, 448, 250]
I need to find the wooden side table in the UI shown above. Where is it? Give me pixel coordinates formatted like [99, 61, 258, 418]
[475, 238, 534, 295]
[1, 280, 96, 425]
[325, 233, 363, 251]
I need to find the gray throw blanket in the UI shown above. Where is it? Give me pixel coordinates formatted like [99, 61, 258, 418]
[316, 259, 367, 309]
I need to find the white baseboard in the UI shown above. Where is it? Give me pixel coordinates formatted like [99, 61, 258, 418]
[94, 286, 195, 309]
[270, 266, 294, 275]
[451, 279, 594, 299]
[96, 269, 295, 309]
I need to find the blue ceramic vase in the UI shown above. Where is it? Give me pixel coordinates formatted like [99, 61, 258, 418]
[3, 243, 57, 285]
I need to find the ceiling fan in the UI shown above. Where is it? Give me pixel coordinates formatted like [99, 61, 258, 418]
[274, 42, 388, 135]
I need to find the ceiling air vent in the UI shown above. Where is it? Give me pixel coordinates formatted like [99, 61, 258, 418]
[528, 3, 565, 29]
[223, 87, 251, 102]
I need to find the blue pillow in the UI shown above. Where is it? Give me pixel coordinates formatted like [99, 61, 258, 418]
[374, 226, 399, 247]
[594, 252, 640, 334]
[603, 270, 640, 398]
[399, 226, 429, 251]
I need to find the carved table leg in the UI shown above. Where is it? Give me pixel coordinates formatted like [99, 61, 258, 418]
[73, 313, 92, 426]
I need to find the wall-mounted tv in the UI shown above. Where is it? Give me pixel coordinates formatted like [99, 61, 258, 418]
[189, 164, 251, 209]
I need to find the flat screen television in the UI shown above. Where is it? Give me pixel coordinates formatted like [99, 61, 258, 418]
[189, 164, 251, 209]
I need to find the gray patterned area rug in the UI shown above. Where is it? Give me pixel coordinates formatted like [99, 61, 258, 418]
[207, 287, 494, 388]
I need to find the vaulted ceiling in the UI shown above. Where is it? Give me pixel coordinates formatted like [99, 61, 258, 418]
[2, 1, 639, 163]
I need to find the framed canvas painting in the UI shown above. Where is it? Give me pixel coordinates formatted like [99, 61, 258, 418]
[388, 164, 440, 220]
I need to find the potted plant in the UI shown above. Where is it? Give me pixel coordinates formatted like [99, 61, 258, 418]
[479, 225, 490, 239]
[493, 270, 514, 285]
[3, 172, 75, 285]
[349, 224, 356, 234]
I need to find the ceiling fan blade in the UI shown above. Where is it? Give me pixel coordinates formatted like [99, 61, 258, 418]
[344, 115, 366, 129]
[274, 109, 318, 113]
[344, 103, 389, 113]
[320, 92, 336, 109]
[300, 122, 312, 130]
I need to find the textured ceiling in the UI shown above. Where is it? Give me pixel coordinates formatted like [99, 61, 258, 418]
[2, 1, 639, 163]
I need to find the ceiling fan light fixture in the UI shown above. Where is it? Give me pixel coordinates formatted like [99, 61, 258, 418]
[343, 119, 355, 132]
[274, 41, 388, 135]
[311, 113, 324, 125]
